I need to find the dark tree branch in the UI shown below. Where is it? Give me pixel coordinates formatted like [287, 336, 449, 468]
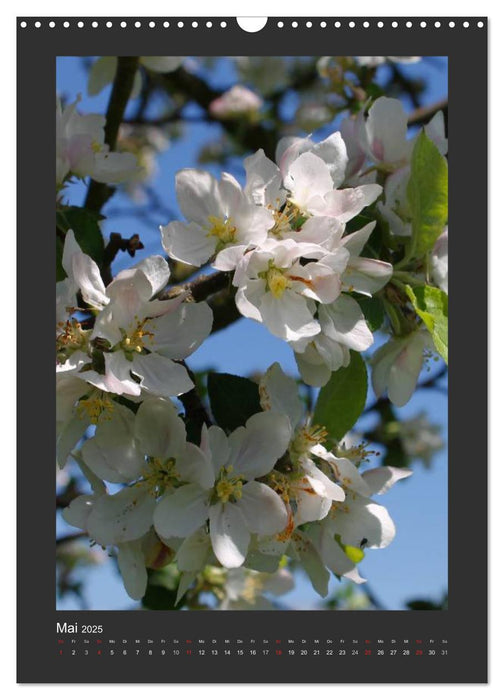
[408, 98, 448, 129]
[102, 233, 144, 283]
[161, 67, 279, 159]
[160, 270, 241, 335]
[159, 270, 230, 303]
[177, 361, 212, 446]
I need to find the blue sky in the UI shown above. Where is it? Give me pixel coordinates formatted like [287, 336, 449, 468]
[57, 55, 448, 611]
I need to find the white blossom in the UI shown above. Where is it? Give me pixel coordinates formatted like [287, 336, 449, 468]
[209, 85, 263, 119]
[57, 250, 213, 399]
[161, 169, 274, 270]
[291, 294, 374, 386]
[56, 96, 139, 187]
[259, 363, 346, 525]
[371, 329, 434, 407]
[153, 412, 291, 568]
[311, 451, 412, 582]
[233, 238, 342, 342]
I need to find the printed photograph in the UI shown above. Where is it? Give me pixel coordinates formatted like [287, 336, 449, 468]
[56, 54, 448, 611]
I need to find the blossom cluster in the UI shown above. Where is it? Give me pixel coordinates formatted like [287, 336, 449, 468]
[60, 330, 411, 601]
[161, 96, 447, 402]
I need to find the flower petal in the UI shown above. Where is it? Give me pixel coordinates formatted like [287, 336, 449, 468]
[131, 353, 193, 398]
[362, 466, 413, 495]
[318, 524, 366, 583]
[117, 540, 148, 600]
[238, 481, 288, 535]
[312, 185, 382, 221]
[82, 405, 145, 483]
[176, 528, 212, 571]
[160, 221, 216, 267]
[71, 247, 108, 309]
[294, 350, 332, 388]
[153, 484, 209, 539]
[244, 148, 283, 207]
[229, 411, 291, 479]
[332, 496, 396, 550]
[143, 301, 213, 359]
[176, 442, 215, 489]
[286, 152, 334, 209]
[134, 397, 186, 460]
[259, 361, 303, 429]
[62, 494, 98, 530]
[319, 295, 373, 351]
[87, 485, 156, 546]
[292, 529, 330, 596]
[260, 290, 320, 342]
[175, 169, 223, 226]
[366, 97, 409, 164]
[209, 502, 250, 568]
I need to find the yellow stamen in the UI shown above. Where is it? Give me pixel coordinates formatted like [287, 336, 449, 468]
[120, 316, 155, 355]
[142, 457, 179, 496]
[206, 216, 237, 245]
[77, 392, 115, 424]
[268, 268, 289, 298]
[215, 465, 244, 503]
[289, 425, 328, 465]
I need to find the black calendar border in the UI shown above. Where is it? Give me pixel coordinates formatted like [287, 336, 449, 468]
[17, 17, 488, 684]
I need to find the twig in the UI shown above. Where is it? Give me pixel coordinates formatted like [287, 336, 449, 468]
[101, 233, 144, 283]
[159, 270, 230, 303]
[408, 98, 448, 129]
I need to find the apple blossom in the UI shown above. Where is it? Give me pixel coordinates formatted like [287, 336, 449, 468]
[310, 454, 412, 582]
[209, 85, 263, 119]
[259, 363, 346, 524]
[153, 412, 291, 568]
[56, 95, 139, 188]
[291, 294, 374, 386]
[82, 397, 213, 489]
[233, 238, 344, 342]
[57, 252, 213, 399]
[371, 329, 435, 407]
[160, 168, 274, 270]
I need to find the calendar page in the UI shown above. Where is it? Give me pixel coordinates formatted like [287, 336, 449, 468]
[17, 16, 487, 683]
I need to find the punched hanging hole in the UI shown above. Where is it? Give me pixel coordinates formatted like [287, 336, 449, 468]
[237, 17, 268, 32]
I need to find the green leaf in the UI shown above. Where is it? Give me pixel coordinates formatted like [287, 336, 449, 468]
[56, 206, 105, 266]
[142, 567, 184, 610]
[407, 130, 448, 258]
[312, 351, 368, 441]
[142, 585, 182, 610]
[405, 284, 448, 363]
[356, 296, 385, 332]
[207, 372, 261, 433]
